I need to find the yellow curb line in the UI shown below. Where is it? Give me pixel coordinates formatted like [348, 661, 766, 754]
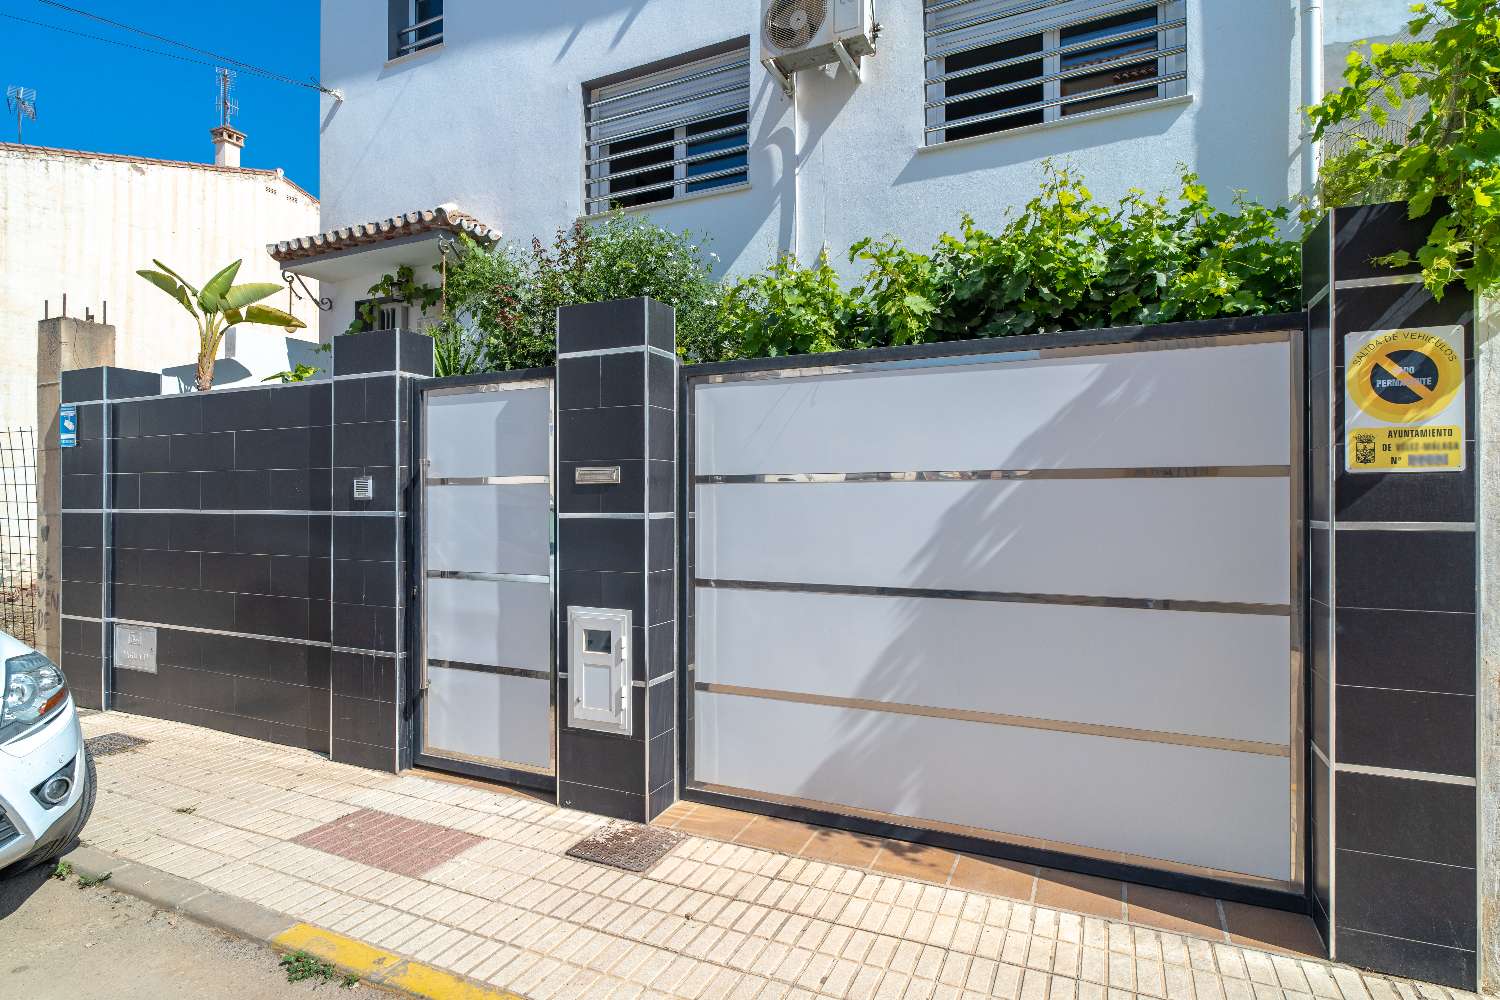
[272, 922, 526, 1000]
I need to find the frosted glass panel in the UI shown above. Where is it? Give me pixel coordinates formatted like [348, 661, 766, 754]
[427, 484, 551, 576]
[696, 587, 1289, 744]
[427, 667, 550, 770]
[694, 341, 1290, 475]
[696, 478, 1289, 605]
[427, 577, 550, 672]
[426, 385, 550, 479]
[694, 692, 1291, 880]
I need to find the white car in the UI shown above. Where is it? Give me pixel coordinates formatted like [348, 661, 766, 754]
[0, 628, 94, 875]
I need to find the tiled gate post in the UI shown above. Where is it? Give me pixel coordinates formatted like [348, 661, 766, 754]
[1304, 203, 1480, 989]
[554, 298, 679, 823]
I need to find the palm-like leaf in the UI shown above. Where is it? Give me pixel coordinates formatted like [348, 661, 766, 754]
[221, 282, 285, 310]
[197, 259, 243, 312]
[151, 259, 199, 296]
[136, 269, 198, 319]
[239, 304, 307, 329]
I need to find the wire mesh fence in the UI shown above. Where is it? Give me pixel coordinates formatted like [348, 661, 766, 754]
[0, 427, 39, 646]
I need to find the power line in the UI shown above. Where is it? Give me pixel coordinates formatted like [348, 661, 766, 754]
[2, 4, 336, 97]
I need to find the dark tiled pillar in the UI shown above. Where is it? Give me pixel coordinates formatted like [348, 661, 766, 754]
[56, 366, 160, 710]
[330, 331, 432, 772]
[1305, 203, 1479, 989]
[555, 298, 679, 823]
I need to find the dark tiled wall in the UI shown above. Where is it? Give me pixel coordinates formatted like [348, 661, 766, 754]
[58, 332, 430, 772]
[1307, 204, 1479, 990]
[555, 298, 679, 822]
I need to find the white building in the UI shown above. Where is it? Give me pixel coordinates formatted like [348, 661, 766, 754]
[296, 0, 1416, 335]
[0, 135, 324, 430]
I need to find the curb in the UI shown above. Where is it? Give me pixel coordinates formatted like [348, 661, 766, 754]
[59, 843, 527, 1000]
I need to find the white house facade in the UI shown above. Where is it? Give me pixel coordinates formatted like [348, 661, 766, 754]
[298, 0, 1414, 336]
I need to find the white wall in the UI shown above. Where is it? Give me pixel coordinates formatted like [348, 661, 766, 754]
[0, 144, 322, 428]
[319, 0, 1305, 291]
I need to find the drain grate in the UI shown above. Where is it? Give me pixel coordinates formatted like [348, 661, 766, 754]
[566, 822, 683, 873]
[85, 733, 151, 757]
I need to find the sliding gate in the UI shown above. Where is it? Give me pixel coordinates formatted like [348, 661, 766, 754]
[417, 375, 555, 788]
[687, 326, 1303, 892]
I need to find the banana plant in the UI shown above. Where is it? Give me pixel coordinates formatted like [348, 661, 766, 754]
[136, 259, 306, 391]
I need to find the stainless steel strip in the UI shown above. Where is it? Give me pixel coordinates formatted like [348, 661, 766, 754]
[1334, 274, 1424, 289]
[557, 345, 679, 361]
[1334, 762, 1476, 787]
[427, 659, 551, 681]
[422, 744, 554, 777]
[696, 465, 1289, 485]
[1333, 521, 1476, 532]
[427, 570, 550, 585]
[425, 378, 552, 397]
[925, 45, 1187, 109]
[559, 512, 673, 520]
[696, 682, 1290, 758]
[696, 578, 1292, 617]
[425, 476, 549, 487]
[925, 18, 1186, 85]
[926, 72, 1187, 134]
[109, 617, 393, 655]
[689, 779, 1295, 893]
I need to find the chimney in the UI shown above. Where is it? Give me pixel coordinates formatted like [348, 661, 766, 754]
[210, 124, 246, 168]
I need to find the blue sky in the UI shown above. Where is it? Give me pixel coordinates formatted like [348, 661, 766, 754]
[1, 0, 320, 195]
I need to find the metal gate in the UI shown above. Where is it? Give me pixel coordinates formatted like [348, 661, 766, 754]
[417, 374, 555, 787]
[685, 325, 1303, 893]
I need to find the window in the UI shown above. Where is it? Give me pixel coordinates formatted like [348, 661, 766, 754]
[354, 297, 413, 333]
[584, 44, 751, 216]
[924, 1, 1187, 145]
[389, 0, 443, 60]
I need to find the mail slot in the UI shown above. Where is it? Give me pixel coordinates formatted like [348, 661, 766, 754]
[567, 606, 632, 735]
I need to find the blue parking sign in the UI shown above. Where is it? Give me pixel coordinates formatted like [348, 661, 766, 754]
[59, 404, 77, 448]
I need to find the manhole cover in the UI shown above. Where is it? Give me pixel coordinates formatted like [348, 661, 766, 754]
[566, 822, 683, 873]
[86, 733, 151, 757]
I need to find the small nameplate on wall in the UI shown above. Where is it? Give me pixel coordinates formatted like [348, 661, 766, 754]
[113, 623, 157, 674]
[575, 466, 621, 485]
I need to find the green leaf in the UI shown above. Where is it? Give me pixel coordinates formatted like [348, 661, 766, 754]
[151, 259, 199, 296]
[197, 260, 243, 313]
[238, 304, 306, 329]
[221, 282, 285, 310]
[136, 269, 198, 319]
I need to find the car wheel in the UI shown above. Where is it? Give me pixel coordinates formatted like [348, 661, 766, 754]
[12, 747, 96, 875]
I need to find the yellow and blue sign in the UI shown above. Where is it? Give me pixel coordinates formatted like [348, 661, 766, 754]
[1344, 325, 1466, 474]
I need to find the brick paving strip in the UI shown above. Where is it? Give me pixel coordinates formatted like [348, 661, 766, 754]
[73, 713, 1474, 1000]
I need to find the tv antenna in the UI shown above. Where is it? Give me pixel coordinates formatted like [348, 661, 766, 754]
[214, 67, 238, 128]
[6, 86, 37, 144]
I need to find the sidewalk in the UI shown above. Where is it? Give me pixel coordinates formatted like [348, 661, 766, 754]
[73, 712, 1470, 1000]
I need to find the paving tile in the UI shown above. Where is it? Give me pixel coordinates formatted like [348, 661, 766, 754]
[732, 816, 820, 856]
[291, 807, 482, 878]
[1123, 887, 1226, 942]
[800, 829, 886, 868]
[1221, 903, 1325, 959]
[673, 805, 758, 842]
[873, 844, 961, 885]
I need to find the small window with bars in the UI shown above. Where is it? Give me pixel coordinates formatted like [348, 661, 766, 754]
[584, 45, 751, 216]
[390, 0, 443, 60]
[924, 1, 1187, 145]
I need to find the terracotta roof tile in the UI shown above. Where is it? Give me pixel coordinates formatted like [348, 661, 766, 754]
[267, 203, 501, 263]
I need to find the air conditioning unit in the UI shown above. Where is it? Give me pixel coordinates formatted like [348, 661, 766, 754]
[761, 0, 877, 92]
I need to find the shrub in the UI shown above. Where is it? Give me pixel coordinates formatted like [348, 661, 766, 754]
[1308, 0, 1499, 297]
[711, 164, 1300, 360]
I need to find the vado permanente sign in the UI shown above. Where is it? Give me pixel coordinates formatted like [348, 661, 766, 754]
[1344, 325, 1466, 474]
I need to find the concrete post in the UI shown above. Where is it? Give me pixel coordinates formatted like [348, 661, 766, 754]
[35, 317, 115, 663]
[1478, 290, 1499, 997]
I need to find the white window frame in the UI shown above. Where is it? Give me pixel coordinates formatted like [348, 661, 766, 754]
[583, 43, 752, 216]
[923, 0, 1188, 146]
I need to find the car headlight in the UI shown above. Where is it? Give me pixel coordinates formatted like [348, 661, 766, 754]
[1, 651, 69, 743]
